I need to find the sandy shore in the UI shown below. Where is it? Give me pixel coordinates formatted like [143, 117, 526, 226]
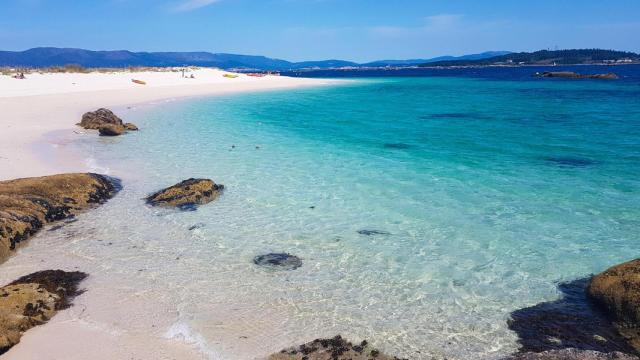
[0, 68, 333, 359]
[0, 68, 333, 180]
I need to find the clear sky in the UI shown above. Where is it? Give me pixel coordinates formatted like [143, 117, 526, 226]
[1, 0, 639, 62]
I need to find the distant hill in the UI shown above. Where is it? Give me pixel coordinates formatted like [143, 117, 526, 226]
[422, 49, 640, 67]
[0, 48, 296, 70]
[363, 51, 512, 67]
[0, 47, 508, 70]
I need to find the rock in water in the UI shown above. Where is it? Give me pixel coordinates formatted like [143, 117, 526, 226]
[357, 229, 391, 236]
[77, 108, 124, 129]
[0, 173, 118, 263]
[124, 123, 139, 131]
[77, 108, 139, 135]
[537, 72, 619, 80]
[545, 156, 597, 167]
[146, 178, 223, 209]
[0, 270, 87, 355]
[253, 253, 302, 271]
[98, 124, 126, 136]
[268, 335, 406, 360]
[506, 348, 638, 360]
[588, 259, 640, 352]
[383, 143, 412, 149]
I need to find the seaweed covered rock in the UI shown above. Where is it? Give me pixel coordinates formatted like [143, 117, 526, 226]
[98, 124, 126, 136]
[506, 348, 638, 360]
[0, 270, 87, 355]
[77, 108, 124, 129]
[588, 259, 640, 352]
[268, 335, 406, 360]
[146, 178, 223, 209]
[0, 173, 118, 263]
[77, 108, 138, 136]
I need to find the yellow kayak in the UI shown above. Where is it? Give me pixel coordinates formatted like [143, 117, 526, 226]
[223, 74, 239, 78]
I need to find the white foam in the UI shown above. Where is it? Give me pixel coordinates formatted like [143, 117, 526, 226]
[165, 321, 224, 360]
[84, 156, 110, 174]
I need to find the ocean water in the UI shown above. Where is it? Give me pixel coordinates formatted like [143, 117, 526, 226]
[38, 70, 640, 358]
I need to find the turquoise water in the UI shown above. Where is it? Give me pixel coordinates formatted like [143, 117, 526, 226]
[71, 76, 639, 359]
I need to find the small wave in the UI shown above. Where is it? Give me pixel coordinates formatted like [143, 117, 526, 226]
[84, 157, 110, 174]
[165, 321, 224, 360]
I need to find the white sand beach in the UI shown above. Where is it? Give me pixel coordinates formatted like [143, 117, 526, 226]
[0, 68, 333, 359]
[0, 68, 331, 180]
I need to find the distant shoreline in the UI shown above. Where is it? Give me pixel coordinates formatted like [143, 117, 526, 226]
[283, 62, 640, 73]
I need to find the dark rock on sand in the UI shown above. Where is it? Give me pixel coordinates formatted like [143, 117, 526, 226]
[506, 348, 638, 360]
[98, 124, 126, 136]
[268, 335, 406, 360]
[77, 108, 138, 135]
[77, 108, 124, 129]
[537, 72, 619, 80]
[0, 173, 118, 263]
[124, 123, 139, 131]
[545, 157, 597, 167]
[508, 279, 635, 354]
[0, 270, 87, 354]
[146, 178, 223, 209]
[253, 253, 302, 271]
[357, 229, 391, 236]
[588, 259, 640, 353]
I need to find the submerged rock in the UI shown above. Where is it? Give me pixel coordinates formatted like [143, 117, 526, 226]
[544, 157, 597, 167]
[268, 335, 406, 360]
[588, 259, 640, 353]
[0, 173, 118, 263]
[0, 270, 87, 355]
[98, 124, 126, 136]
[77, 108, 138, 135]
[384, 143, 412, 149]
[146, 178, 223, 209]
[506, 348, 638, 360]
[357, 229, 391, 236]
[253, 253, 302, 271]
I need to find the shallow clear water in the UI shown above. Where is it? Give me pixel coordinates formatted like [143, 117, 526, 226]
[63, 75, 640, 359]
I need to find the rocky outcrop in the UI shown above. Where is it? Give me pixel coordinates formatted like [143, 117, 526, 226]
[269, 335, 406, 360]
[537, 72, 619, 80]
[146, 178, 223, 210]
[0, 270, 87, 355]
[506, 348, 638, 360]
[0, 173, 118, 263]
[77, 108, 138, 135]
[588, 259, 640, 352]
[98, 124, 126, 136]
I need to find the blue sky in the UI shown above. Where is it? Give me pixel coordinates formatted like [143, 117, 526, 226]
[1, 0, 639, 62]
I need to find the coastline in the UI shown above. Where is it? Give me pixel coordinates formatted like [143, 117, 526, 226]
[1, 68, 639, 360]
[0, 68, 337, 180]
[0, 69, 336, 359]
